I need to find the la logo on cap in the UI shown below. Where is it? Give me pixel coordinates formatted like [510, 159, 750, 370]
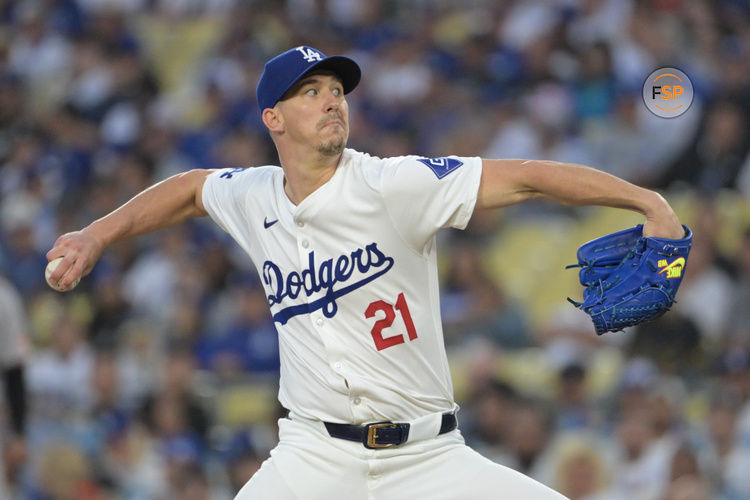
[295, 46, 323, 63]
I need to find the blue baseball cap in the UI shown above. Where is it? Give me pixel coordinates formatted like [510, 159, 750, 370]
[256, 46, 361, 112]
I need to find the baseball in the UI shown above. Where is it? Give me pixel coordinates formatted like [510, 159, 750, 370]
[45, 257, 80, 292]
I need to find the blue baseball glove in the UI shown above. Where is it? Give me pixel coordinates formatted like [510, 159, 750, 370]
[567, 224, 693, 335]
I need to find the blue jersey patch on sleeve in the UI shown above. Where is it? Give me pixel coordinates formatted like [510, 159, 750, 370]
[416, 157, 464, 179]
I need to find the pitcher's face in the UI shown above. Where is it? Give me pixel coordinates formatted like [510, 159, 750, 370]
[277, 72, 349, 156]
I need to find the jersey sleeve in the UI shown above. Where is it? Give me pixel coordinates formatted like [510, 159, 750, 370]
[201, 168, 254, 246]
[379, 155, 482, 254]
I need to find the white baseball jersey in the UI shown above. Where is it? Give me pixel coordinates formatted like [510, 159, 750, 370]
[202, 148, 482, 424]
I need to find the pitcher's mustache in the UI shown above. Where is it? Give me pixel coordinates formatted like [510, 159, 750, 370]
[318, 114, 345, 129]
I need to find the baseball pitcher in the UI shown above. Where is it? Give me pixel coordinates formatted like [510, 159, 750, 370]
[47, 46, 687, 499]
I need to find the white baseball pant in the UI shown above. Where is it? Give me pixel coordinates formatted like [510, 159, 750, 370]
[235, 416, 568, 499]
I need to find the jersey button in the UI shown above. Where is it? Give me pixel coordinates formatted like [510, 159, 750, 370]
[302, 240, 309, 248]
[334, 362, 342, 371]
[297, 221, 304, 227]
[352, 397, 361, 405]
[315, 318, 323, 327]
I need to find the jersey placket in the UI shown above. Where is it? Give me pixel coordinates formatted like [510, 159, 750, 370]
[292, 211, 360, 419]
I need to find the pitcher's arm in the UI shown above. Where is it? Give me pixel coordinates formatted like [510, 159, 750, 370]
[476, 159, 683, 239]
[46, 169, 214, 289]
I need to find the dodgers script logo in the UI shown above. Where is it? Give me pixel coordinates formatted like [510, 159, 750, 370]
[263, 242, 394, 325]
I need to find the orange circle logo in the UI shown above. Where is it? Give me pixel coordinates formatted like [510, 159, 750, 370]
[642, 68, 694, 118]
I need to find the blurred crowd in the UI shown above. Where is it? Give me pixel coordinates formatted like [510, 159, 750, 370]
[0, 0, 749, 499]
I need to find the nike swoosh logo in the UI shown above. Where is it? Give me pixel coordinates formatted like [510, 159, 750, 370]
[658, 257, 685, 274]
[264, 217, 278, 229]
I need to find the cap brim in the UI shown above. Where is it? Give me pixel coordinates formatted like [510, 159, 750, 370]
[275, 56, 361, 107]
[304, 56, 361, 95]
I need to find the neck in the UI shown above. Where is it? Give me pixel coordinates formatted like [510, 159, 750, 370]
[278, 144, 344, 205]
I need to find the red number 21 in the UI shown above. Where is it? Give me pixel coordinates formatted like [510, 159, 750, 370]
[364, 292, 418, 351]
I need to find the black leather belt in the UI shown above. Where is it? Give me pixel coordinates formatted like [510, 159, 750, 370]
[324, 413, 457, 449]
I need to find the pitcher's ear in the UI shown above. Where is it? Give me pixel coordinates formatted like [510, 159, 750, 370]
[262, 107, 284, 133]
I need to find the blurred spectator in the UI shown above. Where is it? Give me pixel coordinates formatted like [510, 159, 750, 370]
[535, 305, 611, 369]
[32, 442, 99, 500]
[140, 345, 210, 443]
[673, 229, 734, 342]
[503, 398, 554, 480]
[690, 388, 743, 495]
[669, 445, 712, 497]
[441, 244, 529, 348]
[615, 357, 660, 417]
[220, 429, 264, 495]
[171, 463, 211, 500]
[554, 362, 601, 431]
[662, 475, 712, 500]
[27, 312, 94, 424]
[585, 91, 700, 186]
[135, 392, 205, 498]
[713, 346, 750, 499]
[121, 228, 186, 321]
[545, 432, 611, 500]
[605, 406, 671, 499]
[7, 2, 73, 109]
[0, 275, 29, 498]
[727, 227, 750, 339]
[660, 100, 750, 193]
[463, 379, 519, 465]
[0, 213, 49, 296]
[369, 36, 433, 108]
[113, 318, 163, 407]
[648, 379, 687, 468]
[572, 42, 616, 121]
[196, 277, 279, 378]
[627, 314, 702, 378]
[88, 269, 132, 345]
[81, 348, 134, 493]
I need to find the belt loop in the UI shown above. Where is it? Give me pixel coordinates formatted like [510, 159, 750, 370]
[405, 411, 444, 442]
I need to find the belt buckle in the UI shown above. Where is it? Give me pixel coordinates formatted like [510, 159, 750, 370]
[365, 422, 400, 449]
